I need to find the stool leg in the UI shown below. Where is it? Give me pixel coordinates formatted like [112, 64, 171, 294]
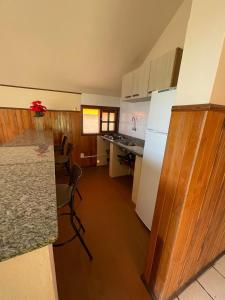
[71, 208, 85, 233]
[76, 188, 83, 201]
[70, 214, 93, 260]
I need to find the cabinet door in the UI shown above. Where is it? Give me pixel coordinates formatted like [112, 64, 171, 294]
[121, 71, 133, 99]
[121, 73, 129, 99]
[156, 48, 176, 90]
[148, 48, 182, 93]
[132, 62, 150, 99]
[132, 68, 141, 98]
[148, 59, 158, 93]
[139, 62, 151, 98]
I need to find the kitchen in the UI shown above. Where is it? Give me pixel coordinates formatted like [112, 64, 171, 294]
[1, 1, 225, 300]
[82, 47, 182, 231]
[0, 45, 183, 300]
[97, 87, 176, 230]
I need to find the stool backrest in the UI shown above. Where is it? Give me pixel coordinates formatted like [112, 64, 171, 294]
[61, 135, 68, 155]
[69, 164, 82, 204]
[66, 143, 74, 156]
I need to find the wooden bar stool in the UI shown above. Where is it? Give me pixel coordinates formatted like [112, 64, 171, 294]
[55, 142, 73, 174]
[54, 164, 93, 260]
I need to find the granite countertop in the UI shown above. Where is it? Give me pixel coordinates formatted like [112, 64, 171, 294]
[2, 129, 53, 147]
[101, 136, 144, 157]
[0, 130, 57, 261]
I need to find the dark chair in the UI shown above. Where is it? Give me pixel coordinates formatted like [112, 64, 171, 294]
[55, 142, 73, 174]
[54, 135, 68, 155]
[54, 164, 93, 260]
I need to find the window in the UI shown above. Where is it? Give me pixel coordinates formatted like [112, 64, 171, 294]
[101, 110, 117, 132]
[82, 108, 100, 134]
[82, 106, 119, 135]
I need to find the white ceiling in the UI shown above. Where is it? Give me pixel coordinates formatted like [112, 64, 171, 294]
[0, 0, 183, 96]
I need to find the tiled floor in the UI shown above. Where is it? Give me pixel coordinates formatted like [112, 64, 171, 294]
[177, 255, 225, 300]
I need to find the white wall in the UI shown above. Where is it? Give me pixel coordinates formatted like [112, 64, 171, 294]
[0, 87, 121, 110]
[0, 1, 184, 97]
[81, 93, 120, 107]
[145, 0, 192, 62]
[118, 0, 193, 141]
[0, 85, 81, 110]
[176, 0, 225, 105]
[119, 101, 150, 140]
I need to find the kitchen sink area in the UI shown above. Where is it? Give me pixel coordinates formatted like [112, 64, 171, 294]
[118, 140, 136, 146]
[99, 134, 144, 205]
[101, 134, 144, 157]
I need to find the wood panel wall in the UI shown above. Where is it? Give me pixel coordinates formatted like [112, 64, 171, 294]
[0, 108, 97, 167]
[143, 104, 225, 300]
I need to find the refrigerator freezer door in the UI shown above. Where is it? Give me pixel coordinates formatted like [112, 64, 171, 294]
[136, 131, 167, 230]
[147, 89, 175, 133]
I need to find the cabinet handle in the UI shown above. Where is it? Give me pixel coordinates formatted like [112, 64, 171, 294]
[133, 94, 139, 97]
[148, 91, 152, 94]
[125, 96, 131, 98]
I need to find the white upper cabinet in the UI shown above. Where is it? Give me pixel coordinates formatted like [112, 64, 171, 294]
[147, 48, 183, 94]
[121, 71, 133, 99]
[132, 68, 140, 98]
[121, 62, 150, 101]
[139, 62, 151, 98]
[121, 48, 182, 102]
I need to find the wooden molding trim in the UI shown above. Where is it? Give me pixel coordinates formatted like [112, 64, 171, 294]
[0, 107, 80, 113]
[0, 84, 81, 95]
[172, 103, 225, 111]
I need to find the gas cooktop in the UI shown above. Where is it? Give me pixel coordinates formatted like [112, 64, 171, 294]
[102, 134, 123, 141]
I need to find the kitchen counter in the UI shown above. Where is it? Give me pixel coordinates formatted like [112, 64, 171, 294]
[0, 130, 57, 261]
[101, 136, 144, 157]
[2, 129, 53, 147]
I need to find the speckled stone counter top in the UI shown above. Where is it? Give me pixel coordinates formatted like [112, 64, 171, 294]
[2, 129, 53, 147]
[0, 130, 57, 261]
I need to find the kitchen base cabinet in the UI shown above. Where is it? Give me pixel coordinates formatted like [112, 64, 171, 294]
[97, 136, 109, 166]
[103, 136, 143, 206]
[132, 156, 143, 205]
[109, 143, 130, 177]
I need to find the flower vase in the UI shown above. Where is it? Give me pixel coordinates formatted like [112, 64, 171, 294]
[34, 113, 44, 131]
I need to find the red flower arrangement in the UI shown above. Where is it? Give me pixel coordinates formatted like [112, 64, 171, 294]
[30, 100, 47, 117]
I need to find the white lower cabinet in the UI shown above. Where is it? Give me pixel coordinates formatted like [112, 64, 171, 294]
[132, 156, 143, 204]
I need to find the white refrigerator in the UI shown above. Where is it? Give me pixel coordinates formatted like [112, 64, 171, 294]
[136, 88, 176, 230]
